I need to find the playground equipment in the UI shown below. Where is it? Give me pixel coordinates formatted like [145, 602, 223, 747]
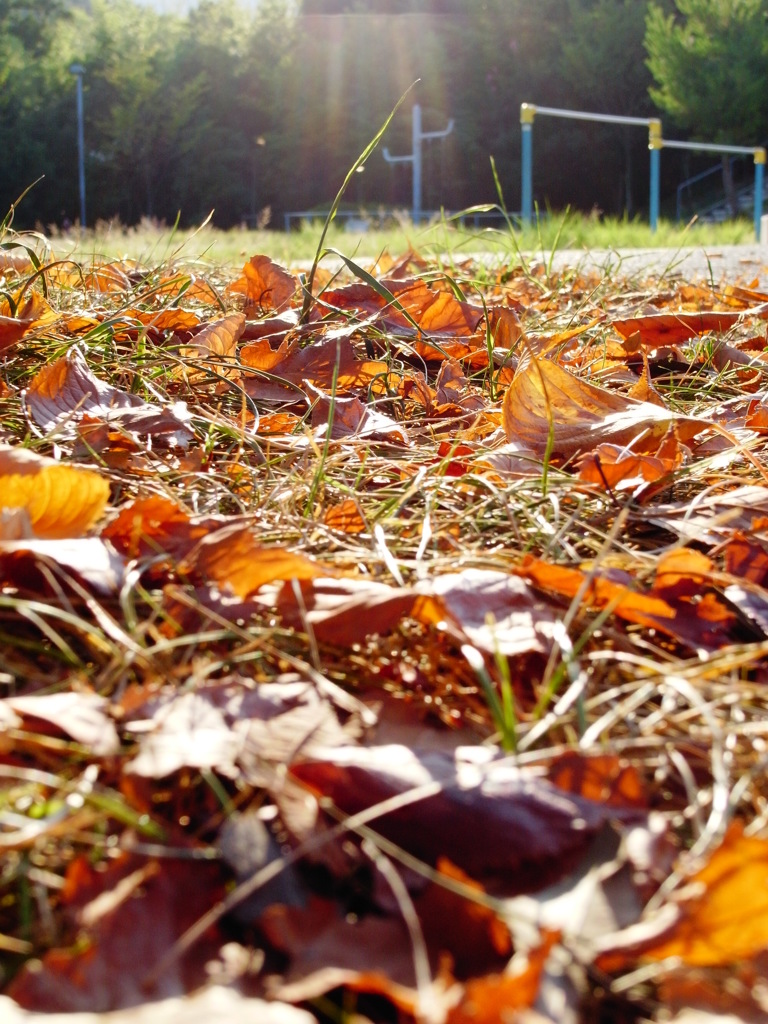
[383, 103, 454, 224]
[520, 103, 766, 240]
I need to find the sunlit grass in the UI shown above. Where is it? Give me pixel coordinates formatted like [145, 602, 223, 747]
[54, 209, 758, 271]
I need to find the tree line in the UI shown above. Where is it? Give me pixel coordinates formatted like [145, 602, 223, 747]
[2, 0, 767, 232]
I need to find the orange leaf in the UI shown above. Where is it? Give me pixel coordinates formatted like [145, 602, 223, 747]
[182, 525, 331, 598]
[516, 556, 739, 651]
[179, 312, 244, 383]
[0, 292, 59, 353]
[577, 433, 685, 494]
[548, 752, 647, 809]
[241, 336, 387, 399]
[26, 348, 193, 444]
[0, 445, 109, 538]
[324, 499, 367, 534]
[227, 254, 297, 313]
[597, 823, 768, 970]
[102, 495, 217, 562]
[611, 305, 768, 346]
[502, 351, 702, 459]
[447, 930, 560, 1023]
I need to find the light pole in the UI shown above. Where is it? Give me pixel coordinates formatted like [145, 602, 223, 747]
[69, 63, 86, 230]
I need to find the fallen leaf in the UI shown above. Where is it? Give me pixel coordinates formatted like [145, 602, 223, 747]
[0, 445, 109, 538]
[3, 692, 120, 756]
[181, 525, 331, 599]
[308, 384, 409, 443]
[611, 305, 768, 346]
[577, 430, 686, 496]
[241, 335, 386, 400]
[516, 555, 744, 653]
[0, 291, 59, 352]
[290, 745, 641, 889]
[324, 499, 367, 534]
[227, 254, 297, 314]
[502, 350, 703, 459]
[596, 822, 768, 971]
[178, 312, 244, 383]
[6, 855, 226, 1012]
[447, 929, 560, 1023]
[277, 569, 558, 656]
[25, 348, 193, 446]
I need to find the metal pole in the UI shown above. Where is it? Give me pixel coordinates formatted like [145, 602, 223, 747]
[383, 103, 453, 225]
[649, 119, 662, 233]
[69, 64, 86, 230]
[754, 149, 765, 242]
[412, 104, 422, 224]
[520, 104, 535, 226]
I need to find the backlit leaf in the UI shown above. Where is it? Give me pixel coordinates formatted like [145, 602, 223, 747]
[227, 254, 297, 313]
[182, 525, 331, 598]
[611, 305, 768, 346]
[25, 348, 193, 445]
[596, 823, 768, 971]
[0, 445, 109, 538]
[502, 350, 703, 459]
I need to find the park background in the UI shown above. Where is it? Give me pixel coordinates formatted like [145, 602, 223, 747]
[2, 0, 766, 232]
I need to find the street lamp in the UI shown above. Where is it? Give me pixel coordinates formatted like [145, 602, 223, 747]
[69, 63, 86, 230]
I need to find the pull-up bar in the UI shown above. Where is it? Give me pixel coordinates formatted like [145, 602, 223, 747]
[520, 103, 766, 240]
[384, 103, 454, 224]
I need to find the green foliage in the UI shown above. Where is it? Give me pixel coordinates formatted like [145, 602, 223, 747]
[645, 0, 768, 144]
[0, 0, 766, 230]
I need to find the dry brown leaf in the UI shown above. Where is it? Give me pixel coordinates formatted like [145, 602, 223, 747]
[577, 430, 686, 496]
[502, 350, 704, 459]
[447, 930, 561, 1023]
[241, 335, 386, 400]
[324, 498, 367, 534]
[596, 823, 768, 971]
[516, 555, 742, 652]
[611, 304, 768, 346]
[0, 445, 109, 538]
[290, 745, 641, 889]
[227, 254, 297, 314]
[0, 291, 59, 353]
[178, 311, 244, 383]
[3, 692, 120, 756]
[182, 525, 331, 599]
[25, 348, 193, 445]
[6, 855, 226, 1012]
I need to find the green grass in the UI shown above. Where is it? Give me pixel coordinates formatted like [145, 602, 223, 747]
[51, 209, 757, 271]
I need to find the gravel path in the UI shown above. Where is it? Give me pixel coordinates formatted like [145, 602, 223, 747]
[538, 244, 768, 286]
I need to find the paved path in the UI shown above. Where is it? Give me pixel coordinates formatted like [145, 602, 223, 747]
[537, 244, 768, 286]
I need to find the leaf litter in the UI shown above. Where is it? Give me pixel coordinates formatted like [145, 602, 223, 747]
[3, 233, 768, 1024]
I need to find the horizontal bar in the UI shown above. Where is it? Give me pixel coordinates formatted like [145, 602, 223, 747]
[531, 105, 654, 128]
[661, 139, 758, 157]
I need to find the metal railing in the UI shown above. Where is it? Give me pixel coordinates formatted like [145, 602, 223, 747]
[520, 103, 766, 240]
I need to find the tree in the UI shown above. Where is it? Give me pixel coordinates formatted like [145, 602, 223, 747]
[645, 0, 768, 215]
[559, 0, 660, 216]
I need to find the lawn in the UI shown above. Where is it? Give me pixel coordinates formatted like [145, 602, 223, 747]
[53, 208, 758, 269]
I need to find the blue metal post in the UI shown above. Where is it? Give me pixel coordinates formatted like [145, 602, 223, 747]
[412, 104, 422, 224]
[754, 149, 765, 241]
[383, 104, 453, 224]
[69, 63, 86, 229]
[520, 104, 535, 225]
[649, 119, 661, 233]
